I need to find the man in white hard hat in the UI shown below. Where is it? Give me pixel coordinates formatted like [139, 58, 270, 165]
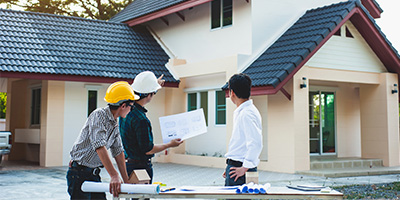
[67, 81, 139, 199]
[119, 71, 183, 184]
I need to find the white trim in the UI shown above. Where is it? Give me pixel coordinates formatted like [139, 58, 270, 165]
[309, 85, 339, 92]
[165, 63, 180, 80]
[147, 26, 176, 59]
[84, 84, 102, 90]
[237, 11, 307, 73]
[184, 86, 222, 93]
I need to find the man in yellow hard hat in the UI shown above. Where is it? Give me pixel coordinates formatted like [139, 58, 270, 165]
[67, 81, 139, 200]
[120, 71, 183, 186]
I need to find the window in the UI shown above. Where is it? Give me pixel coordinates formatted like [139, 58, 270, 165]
[333, 25, 353, 38]
[211, 0, 232, 29]
[187, 92, 208, 125]
[31, 88, 41, 125]
[88, 90, 97, 116]
[215, 91, 226, 124]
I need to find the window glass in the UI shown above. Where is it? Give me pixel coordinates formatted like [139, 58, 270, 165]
[88, 90, 97, 116]
[200, 92, 208, 126]
[216, 91, 226, 124]
[188, 93, 197, 111]
[222, 0, 232, 26]
[31, 88, 41, 125]
[211, 0, 221, 29]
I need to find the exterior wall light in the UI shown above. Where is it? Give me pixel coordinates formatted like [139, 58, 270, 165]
[300, 77, 307, 89]
[392, 84, 398, 94]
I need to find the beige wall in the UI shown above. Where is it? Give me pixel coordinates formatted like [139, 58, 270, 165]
[40, 80, 65, 167]
[360, 73, 399, 166]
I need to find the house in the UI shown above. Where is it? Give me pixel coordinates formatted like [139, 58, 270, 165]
[128, 169, 151, 184]
[0, 0, 399, 174]
[0, 10, 180, 166]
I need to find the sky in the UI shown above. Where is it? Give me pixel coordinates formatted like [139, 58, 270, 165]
[374, 0, 400, 52]
[1, 0, 399, 52]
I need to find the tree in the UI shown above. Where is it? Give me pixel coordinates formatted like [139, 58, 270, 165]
[0, 0, 134, 20]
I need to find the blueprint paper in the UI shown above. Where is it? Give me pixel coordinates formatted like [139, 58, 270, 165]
[159, 109, 207, 143]
[81, 181, 160, 194]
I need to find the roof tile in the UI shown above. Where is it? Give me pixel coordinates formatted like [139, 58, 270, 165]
[0, 8, 177, 83]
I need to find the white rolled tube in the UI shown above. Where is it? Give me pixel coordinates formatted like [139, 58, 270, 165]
[81, 181, 160, 194]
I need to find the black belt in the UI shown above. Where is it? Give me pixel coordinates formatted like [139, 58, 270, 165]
[126, 158, 151, 164]
[70, 161, 101, 176]
[226, 159, 243, 167]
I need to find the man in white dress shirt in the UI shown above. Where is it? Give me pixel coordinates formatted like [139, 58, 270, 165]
[223, 73, 263, 186]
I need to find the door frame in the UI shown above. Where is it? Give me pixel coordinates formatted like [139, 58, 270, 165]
[309, 86, 338, 156]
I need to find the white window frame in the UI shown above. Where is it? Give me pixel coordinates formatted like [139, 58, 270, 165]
[210, 0, 233, 30]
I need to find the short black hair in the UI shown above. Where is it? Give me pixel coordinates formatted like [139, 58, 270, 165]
[228, 73, 252, 99]
[108, 100, 133, 110]
[135, 92, 156, 100]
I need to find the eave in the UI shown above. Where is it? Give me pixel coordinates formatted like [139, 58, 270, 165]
[361, 0, 382, 19]
[124, 0, 212, 27]
[0, 71, 180, 88]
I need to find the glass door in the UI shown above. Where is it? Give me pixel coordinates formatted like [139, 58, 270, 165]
[309, 91, 336, 155]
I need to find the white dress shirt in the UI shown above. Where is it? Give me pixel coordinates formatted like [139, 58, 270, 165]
[225, 99, 263, 169]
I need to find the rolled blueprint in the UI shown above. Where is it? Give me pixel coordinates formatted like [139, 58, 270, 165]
[81, 181, 160, 194]
[235, 182, 271, 194]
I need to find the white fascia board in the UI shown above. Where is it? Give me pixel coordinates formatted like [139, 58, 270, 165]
[237, 10, 307, 73]
[146, 26, 176, 59]
[164, 63, 180, 81]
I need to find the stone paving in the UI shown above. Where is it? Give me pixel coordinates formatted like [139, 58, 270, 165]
[1, 160, 400, 199]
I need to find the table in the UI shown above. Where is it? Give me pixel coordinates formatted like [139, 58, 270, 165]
[113, 186, 343, 200]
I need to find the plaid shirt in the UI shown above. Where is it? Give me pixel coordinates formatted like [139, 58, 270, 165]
[119, 102, 154, 161]
[69, 107, 124, 168]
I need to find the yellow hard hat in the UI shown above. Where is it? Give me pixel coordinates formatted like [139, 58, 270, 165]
[104, 81, 139, 105]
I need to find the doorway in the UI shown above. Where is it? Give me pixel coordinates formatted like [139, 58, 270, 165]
[309, 91, 336, 155]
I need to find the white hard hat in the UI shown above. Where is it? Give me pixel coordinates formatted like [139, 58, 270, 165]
[131, 71, 162, 94]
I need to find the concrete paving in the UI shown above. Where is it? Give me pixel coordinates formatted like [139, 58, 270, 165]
[1, 160, 400, 200]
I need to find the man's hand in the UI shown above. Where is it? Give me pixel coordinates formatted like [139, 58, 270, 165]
[109, 174, 123, 197]
[222, 171, 226, 178]
[157, 74, 165, 87]
[168, 138, 183, 148]
[229, 166, 248, 182]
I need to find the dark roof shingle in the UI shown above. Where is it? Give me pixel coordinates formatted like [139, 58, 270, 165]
[0, 9, 177, 83]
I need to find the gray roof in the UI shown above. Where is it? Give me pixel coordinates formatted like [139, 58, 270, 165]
[110, 0, 188, 23]
[240, 0, 400, 88]
[0, 9, 178, 83]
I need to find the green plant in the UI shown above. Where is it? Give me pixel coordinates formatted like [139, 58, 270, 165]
[0, 92, 6, 119]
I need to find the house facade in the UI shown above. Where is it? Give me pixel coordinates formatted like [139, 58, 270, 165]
[1, 0, 399, 174]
